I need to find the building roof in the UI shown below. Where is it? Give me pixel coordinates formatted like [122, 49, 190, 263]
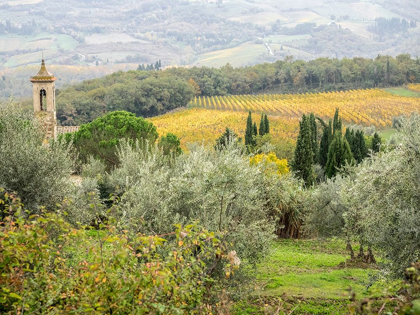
[30, 59, 56, 82]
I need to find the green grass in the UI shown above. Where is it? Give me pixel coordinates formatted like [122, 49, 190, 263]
[380, 128, 397, 142]
[384, 87, 420, 97]
[233, 239, 400, 314]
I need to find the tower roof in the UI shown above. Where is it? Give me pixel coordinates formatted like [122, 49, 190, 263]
[30, 59, 56, 82]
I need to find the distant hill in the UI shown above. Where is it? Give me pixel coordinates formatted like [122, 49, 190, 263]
[0, 0, 419, 73]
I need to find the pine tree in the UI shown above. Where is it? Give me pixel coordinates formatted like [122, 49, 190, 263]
[292, 114, 315, 186]
[372, 132, 382, 153]
[319, 120, 332, 168]
[309, 113, 318, 163]
[264, 114, 270, 134]
[326, 133, 354, 178]
[245, 111, 253, 146]
[259, 113, 266, 136]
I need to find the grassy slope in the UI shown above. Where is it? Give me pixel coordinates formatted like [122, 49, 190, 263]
[234, 239, 399, 315]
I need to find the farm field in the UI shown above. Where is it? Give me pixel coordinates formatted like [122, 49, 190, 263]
[149, 108, 299, 151]
[233, 239, 398, 314]
[149, 88, 420, 151]
[193, 42, 267, 68]
[189, 89, 420, 127]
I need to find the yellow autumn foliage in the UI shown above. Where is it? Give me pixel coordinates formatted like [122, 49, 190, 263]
[250, 153, 290, 176]
[408, 84, 420, 92]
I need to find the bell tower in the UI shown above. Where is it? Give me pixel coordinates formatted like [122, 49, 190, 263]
[30, 59, 57, 139]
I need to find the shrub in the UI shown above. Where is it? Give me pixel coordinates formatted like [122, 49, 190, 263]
[250, 152, 289, 176]
[0, 199, 236, 314]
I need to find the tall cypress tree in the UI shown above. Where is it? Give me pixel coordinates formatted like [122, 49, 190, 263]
[245, 111, 253, 146]
[319, 120, 332, 168]
[259, 113, 266, 136]
[372, 132, 382, 153]
[355, 130, 367, 163]
[264, 114, 270, 134]
[309, 113, 318, 163]
[292, 114, 315, 186]
[333, 108, 342, 135]
[252, 122, 258, 143]
[326, 133, 354, 178]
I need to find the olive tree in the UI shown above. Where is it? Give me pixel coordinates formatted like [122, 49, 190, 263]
[0, 106, 74, 212]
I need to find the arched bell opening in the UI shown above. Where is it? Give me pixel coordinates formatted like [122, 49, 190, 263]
[40, 89, 47, 111]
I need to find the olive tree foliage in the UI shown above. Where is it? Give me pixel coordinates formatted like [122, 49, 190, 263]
[105, 141, 286, 265]
[0, 106, 74, 212]
[304, 175, 350, 239]
[341, 115, 420, 275]
[306, 115, 420, 275]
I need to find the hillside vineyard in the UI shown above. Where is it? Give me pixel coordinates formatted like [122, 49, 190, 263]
[189, 88, 420, 127]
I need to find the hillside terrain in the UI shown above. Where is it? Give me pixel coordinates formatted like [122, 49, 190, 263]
[1, 0, 419, 75]
[149, 87, 420, 154]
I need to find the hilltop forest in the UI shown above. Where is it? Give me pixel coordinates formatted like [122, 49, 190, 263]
[53, 54, 420, 125]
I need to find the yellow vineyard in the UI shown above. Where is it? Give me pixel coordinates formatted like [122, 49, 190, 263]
[189, 89, 420, 127]
[408, 84, 420, 92]
[150, 89, 420, 150]
[149, 108, 299, 150]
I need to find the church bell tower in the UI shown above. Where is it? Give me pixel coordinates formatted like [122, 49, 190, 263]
[30, 59, 57, 139]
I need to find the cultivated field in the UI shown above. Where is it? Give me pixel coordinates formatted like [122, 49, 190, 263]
[149, 108, 299, 150]
[149, 88, 420, 151]
[189, 89, 420, 127]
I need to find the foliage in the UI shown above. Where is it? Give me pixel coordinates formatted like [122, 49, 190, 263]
[341, 115, 420, 275]
[244, 111, 254, 147]
[319, 120, 333, 168]
[250, 153, 289, 176]
[215, 127, 241, 150]
[325, 133, 354, 178]
[158, 133, 183, 156]
[0, 107, 73, 212]
[57, 74, 195, 125]
[292, 114, 315, 187]
[307, 115, 420, 276]
[309, 113, 318, 163]
[106, 142, 281, 267]
[0, 201, 237, 314]
[63, 111, 159, 169]
[371, 132, 382, 153]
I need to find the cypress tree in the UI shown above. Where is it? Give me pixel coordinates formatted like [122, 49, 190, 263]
[264, 114, 270, 134]
[319, 120, 332, 168]
[355, 130, 367, 162]
[326, 133, 354, 178]
[253, 122, 258, 144]
[333, 108, 342, 135]
[245, 111, 253, 146]
[372, 132, 382, 153]
[259, 113, 266, 136]
[292, 114, 315, 186]
[309, 113, 318, 163]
